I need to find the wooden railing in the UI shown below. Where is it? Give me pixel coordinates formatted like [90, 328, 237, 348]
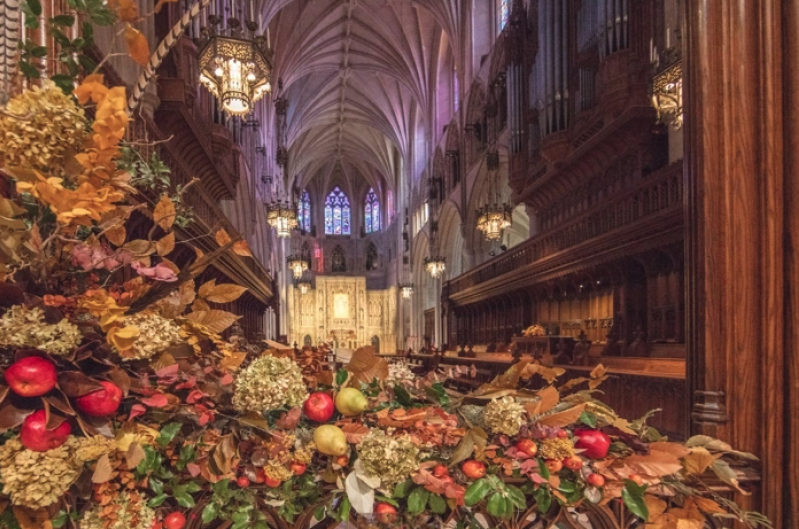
[448, 164, 682, 296]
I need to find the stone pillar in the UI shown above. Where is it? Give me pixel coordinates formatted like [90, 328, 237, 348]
[684, 0, 795, 524]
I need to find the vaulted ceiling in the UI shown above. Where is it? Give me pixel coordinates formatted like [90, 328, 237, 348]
[259, 0, 462, 198]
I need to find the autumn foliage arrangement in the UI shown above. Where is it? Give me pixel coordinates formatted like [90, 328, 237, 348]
[0, 2, 771, 529]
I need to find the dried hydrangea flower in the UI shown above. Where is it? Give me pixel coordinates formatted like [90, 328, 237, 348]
[80, 491, 156, 529]
[233, 356, 308, 413]
[0, 436, 83, 509]
[483, 396, 526, 436]
[386, 360, 416, 386]
[0, 305, 81, 356]
[75, 435, 118, 463]
[0, 81, 86, 173]
[540, 437, 576, 460]
[357, 430, 421, 490]
[116, 311, 183, 361]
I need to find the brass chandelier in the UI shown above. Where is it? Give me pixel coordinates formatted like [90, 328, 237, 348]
[476, 148, 512, 240]
[266, 199, 298, 238]
[198, 10, 273, 116]
[424, 255, 446, 278]
[287, 253, 308, 280]
[295, 272, 312, 295]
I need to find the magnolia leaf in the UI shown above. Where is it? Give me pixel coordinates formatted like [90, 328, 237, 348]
[124, 25, 149, 66]
[215, 228, 232, 247]
[155, 232, 175, 256]
[210, 435, 238, 476]
[345, 471, 375, 515]
[233, 239, 253, 257]
[682, 446, 716, 475]
[125, 442, 146, 469]
[204, 283, 248, 303]
[186, 310, 240, 334]
[92, 453, 117, 483]
[537, 403, 586, 428]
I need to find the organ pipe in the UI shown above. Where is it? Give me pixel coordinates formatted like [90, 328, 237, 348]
[533, 0, 570, 137]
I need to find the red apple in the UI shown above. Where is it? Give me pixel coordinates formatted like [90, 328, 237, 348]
[563, 455, 583, 470]
[574, 429, 611, 459]
[254, 468, 266, 483]
[556, 429, 569, 439]
[433, 464, 449, 477]
[375, 503, 397, 524]
[163, 512, 186, 529]
[4, 357, 57, 397]
[515, 439, 537, 456]
[264, 475, 282, 487]
[236, 475, 251, 488]
[461, 460, 486, 479]
[587, 473, 605, 487]
[75, 381, 123, 417]
[335, 455, 349, 467]
[545, 459, 563, 473]
[20, 410, 71, 452]
[291, 462, 307, 476]
[303, 392, 335, 422]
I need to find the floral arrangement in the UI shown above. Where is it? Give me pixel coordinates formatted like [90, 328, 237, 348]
[0, 3, 770, 529]
[523, 324, 546, 337]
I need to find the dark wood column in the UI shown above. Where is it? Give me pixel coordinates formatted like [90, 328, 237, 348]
[684, 0, 793, 524]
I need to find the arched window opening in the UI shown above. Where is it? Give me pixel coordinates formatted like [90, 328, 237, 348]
[324, 187, 351, 235]
[331, 245, 346, 272]
[364, 187, 380, 233]
[297, 190, 311, 232]
[366, 242, 379, 271]
[499, 0, 510, 31]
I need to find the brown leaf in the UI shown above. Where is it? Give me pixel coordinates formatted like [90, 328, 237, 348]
[58, 371, 103, 397]
[106, 368, 132, 395]
[124, 239, 156, 256]
[12, 506, 53, 529]
[682, 447, 716, 475]
[590, 364, 607, 379]
[204, 283, 248, 303]
[179, 279, 196, 308]
[92, 453, 117, 483]
[275, 408, 301, 430]
[233, 239, 252, 257]
[219, 352, 247, 372]
[151, 351, 177, 371]
[155, 232, 175, 256]
[186, 310, 240, 334]
[154, 0, 178, 13]
[210, 435, 238, 476]
[192, 298, 211, 312]
[347, 346, 389, 385]
[116, 0, 139, 21]
[105, 223, 126, 246]
[689, 497, 726, 515]
[125, 442, 145, 469]
[153, 194, 176, 231]
[529, 385, 559, 417]
[449, 427, 487, 466]
[338, 422, 371, 443]
[0, 399, 34, 432]
[644, 495, 668, 521]
[239, 411, 269, 431]
[537, 403, 586, 428]
[215, 228, 232, 247]
[624, 450, 683, 477]
[124, 25, 150, 66]
[198, 279, 216, 298]
[649, 442, 690, 459]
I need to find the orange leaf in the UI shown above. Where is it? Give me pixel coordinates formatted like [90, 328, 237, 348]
[155, 231, 175, 256]
[116, 0, 139, 22]
[338, 422, 371, 443]
[124, 25, 150, 66]
[215, 228, 232, 247]
[233, 239, 253, 257]
[153, 194, 176, 231]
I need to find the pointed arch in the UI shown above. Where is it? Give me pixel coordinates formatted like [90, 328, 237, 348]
[365, 241, 379, 271]
[324, 187, 351, 235]
[364, 187, 381, 234]
[331, 245, 346, 272]
[298, 190, 312, 232]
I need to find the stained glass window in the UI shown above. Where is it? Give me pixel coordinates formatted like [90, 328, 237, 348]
[297, 190, 311, 232]
[364, 187, 380, 234]
[500, 0, 510, 30]
[324, 187, 351, 235]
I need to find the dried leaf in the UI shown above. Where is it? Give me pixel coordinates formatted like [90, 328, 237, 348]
[186, 310, 240, 334]
[154, 0, 178, 13]
[215, 228, 232, 247]
[624, 450, 683, 476]
[219, 351, 247, 372]
[204, 283, 248, 303]
[105, 224, 126, 246]
[239, 411, 269, 431]
[537, 403, 586, 428]
[689, 497, 726, 514]
[345, 470, 375, 515]
[449, 427, 487, 466]
[644, 496, 668, 521]
[275, 408, 301, 430]
[155, 232, 175, 256]
[124, 25, 150, 66]
[198, 279, 216, 298]
[92, 453, 117, 483]
[124, 239, 156, 256]
[58, 371, 103, 397]
[347, 346, 389, 384]
[125, 442, 145, 469]
[116, 0, 139, 21]
[529, 385, 559, 417]
[210, 435, 238, 476]
[682, 447, 716, 475]
[233, 239, 253, 257]
[12, 506, 53, 529]
[339, 422, 371, 444]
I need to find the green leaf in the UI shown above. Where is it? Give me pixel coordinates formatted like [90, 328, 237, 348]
[147, 494, 168, 508]
[149, 477, 164, 495]
[156, 422, 182, 447]
[18, 60, 40, 79]
[175, 490, 196, 508]
[621, 482, 649, 521]
[51, 74, 74, 93]
[51, 14, 75, 26]
[51, 512, 68, 529]
[26, 0, 42, 15]
[505, 484, 527, 510]
[393, 385, 413, 406]
[313, 505, 326, 521]
[486, 493, 511, 519]
[392, 479, 414, 499]
[339, 496, 351, 522]
[579, 411, 598, 428]
[336, 369, 348, 386]
[202, 502, 220, 524]
[428, 493, 447, 514]
[407, 486, 430, 514]
[82, 21, 94, 41]
[534, 487, 551, 513]
[538, 458, 550, 479]
[464, 478, 491, 507]
[30, 46, 48, 58]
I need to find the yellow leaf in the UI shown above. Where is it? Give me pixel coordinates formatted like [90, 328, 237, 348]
[215, 228, 232, 247]
[198, 279, 217, 299]
[155, 231, 175, 256]
[644, 495, 668, 521]
[537, 403, 586, 428]
[124, 25, 150, 66]
[205, 283, 248, 303]
[682, 447, 715, 475]
[187, 310, 240, 334]
[153, 194, 176, 231]
[105, 223, 126, 246]
[124, 239, 156, 256]
[151, 351, 176, 371]
[590, 364, 607, 379]
[233, 239, 253, 257]
[689, 497, 726, 514]
[219, 351, 247, 372]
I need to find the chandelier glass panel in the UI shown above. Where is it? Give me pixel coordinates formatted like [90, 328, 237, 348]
[198, 9, 273, 116]
[266, 200, 298, 238]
